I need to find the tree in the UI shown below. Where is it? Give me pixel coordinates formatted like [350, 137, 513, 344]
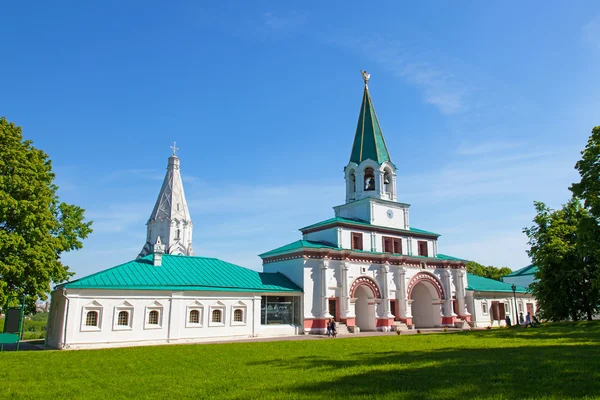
[523, 199, 600, 321]
[0, 117, 92, 312]
[465, 261, 512, 281]
[571, 126, 600, 218]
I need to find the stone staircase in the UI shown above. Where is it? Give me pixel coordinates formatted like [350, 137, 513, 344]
[336, 323, 351, 335]
[393, 321, 409, 332]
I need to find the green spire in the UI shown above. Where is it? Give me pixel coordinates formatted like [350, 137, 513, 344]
[349, 77, 391, 165]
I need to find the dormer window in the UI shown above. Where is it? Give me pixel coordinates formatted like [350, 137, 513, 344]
[351, 232, 363, 250]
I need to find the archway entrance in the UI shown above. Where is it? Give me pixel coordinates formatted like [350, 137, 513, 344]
[354, 285, 376, 332]
[410, 281, 441, 328]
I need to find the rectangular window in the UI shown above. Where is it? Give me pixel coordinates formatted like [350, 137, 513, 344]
[393, 238, 402, 254]
[383, 237, 393, 253]
[351, 232, 363, 250]
[482, 303, 488, 314]
[261, 296, 301, 325]
[383, 236, 402, 254]
[418, 241, 428, 257]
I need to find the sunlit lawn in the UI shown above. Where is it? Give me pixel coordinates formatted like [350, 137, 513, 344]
[2, 322, 600, 399]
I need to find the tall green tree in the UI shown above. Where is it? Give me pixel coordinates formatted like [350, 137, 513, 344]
[524, 199, 600, 321]
[465, 261, 512, 281]
[0, 117, 93, 312]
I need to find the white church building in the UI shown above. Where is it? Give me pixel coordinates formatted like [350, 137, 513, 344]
[46, 73, 536, 349]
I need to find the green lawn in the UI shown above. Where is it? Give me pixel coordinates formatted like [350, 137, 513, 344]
[2, 322, 600, 400]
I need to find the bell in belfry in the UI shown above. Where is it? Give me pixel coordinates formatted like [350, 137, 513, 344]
[384, 172, 390, 184]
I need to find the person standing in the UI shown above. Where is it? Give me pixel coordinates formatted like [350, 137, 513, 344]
[326, 319, 332, 337]
[519, 312, 525, 325]
[330, 318, 337, 338]
[525, 313, 531, 326]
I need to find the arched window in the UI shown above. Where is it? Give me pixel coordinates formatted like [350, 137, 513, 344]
[364, 167, 375, 191]
[233, 309, 243, 322]
[212, 309, 222, 323]
[189, 309, 200, 324]
[383, 169, 392, 194]
[175, 229, 181, 240]
[148, 310, 159, 325]
[349, 171, 356, 193]
[86, 311, 98, 327]
[117, 311, 129, 326]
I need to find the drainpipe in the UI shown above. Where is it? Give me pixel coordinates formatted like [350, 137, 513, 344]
[62, 288, 70, 349]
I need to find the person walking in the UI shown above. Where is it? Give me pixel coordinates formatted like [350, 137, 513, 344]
[519, 312, 525, 325]
[326, 319, 332, 337]
[330, 318, 337, 338]
[525, 312, 531, 326]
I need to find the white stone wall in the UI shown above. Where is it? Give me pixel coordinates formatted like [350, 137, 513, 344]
[265, 256, 468, 331]
[466, 291, 538, 328]
[46, 289, 300, 350]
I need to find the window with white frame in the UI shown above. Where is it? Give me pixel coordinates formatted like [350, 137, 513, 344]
[144, 302, 163, 329]
[504, 302, 510, 314]
[518, 302, 523, 313]
[231, 302, 247, 325]
[81, 301, 103, 331]
[209, 302, 225, 326]
[482, 302, 488, 315]
[186, 302, 204, 328]
[113, 301, 134, 330]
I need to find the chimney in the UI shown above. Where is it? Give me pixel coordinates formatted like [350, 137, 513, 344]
[152, 236, 166, 266]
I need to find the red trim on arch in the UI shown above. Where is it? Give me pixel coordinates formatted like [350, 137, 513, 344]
[406, 272, 445, 299]
[349, 276, 382, 298]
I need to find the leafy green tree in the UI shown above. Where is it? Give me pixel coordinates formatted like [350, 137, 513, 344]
[524, 200, 600, 321]
[571, 126, 600, 218]
[0, 117, 92, 312]
[465, 261, 512, 281]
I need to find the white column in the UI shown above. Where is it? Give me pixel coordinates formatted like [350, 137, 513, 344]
[340, 262, 354, 319]
[320, 260, 332, 319]
[380, 264, 394, 319]
[455, 269, 469, 318]
[442, 269, 455, 317]
[396, 266, 408, 319]
[370, 232, 376, 252]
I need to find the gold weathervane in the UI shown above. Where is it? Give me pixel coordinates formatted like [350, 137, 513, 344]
[361, 70, 370, 85]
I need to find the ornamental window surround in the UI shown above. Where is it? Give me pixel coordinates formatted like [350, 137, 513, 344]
[351, 232, 363, 251]
[231, 302, 247, 326]
[113, 302, 134, 330]
[209, 302, 226, 327]
[186, 302, 204, 328]
[482, 301, 488, 315]
[144, 302, 163, 329]
[81, 301, 103, 332]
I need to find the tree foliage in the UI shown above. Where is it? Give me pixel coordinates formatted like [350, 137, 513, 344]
[0, 117, 92, 311]
[571, 126, 600, 219]
[465, 261, 512, 281]
[524, 199, 600, 321]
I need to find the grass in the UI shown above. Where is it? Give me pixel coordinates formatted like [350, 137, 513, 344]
[2, 322, 600, 399]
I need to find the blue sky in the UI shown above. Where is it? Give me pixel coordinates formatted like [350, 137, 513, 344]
[2, 1, 600, 278]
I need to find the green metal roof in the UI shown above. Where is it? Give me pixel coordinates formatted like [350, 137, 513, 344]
[466, 273, 528, 293]
[504, 264, 538, 277]
[299, 216, 440, 237]
[58, 255, 302, 292]
[259, 239, 464, 262]
[349, 85, 391, 165]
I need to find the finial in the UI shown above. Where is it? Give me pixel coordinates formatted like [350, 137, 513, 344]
[360, 70, 370, 85]
[170, 141, 179, 157]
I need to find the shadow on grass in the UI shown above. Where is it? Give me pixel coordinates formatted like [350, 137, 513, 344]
[248, 344, 600, 399]
[468, 321, 600, 344]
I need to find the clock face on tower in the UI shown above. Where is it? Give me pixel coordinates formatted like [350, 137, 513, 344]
[387, 209, 394, 219]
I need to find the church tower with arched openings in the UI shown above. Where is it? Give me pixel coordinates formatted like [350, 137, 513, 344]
[138, 143, 194, 258]
[335, 71, 409, 231]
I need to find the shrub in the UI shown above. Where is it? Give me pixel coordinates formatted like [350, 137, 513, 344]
[396, 330, 402, 335]
[417, 329, 421, 334]
[443, 327, 448, 333]
[487, 325, 492, 330]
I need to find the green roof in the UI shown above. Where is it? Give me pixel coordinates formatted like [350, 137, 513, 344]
[259, 239, 464, 262]
[299, 216, 440, 237]
[504, 264, 538, 277]
[58, 254, 302, 292]
[466, 273, 528, 293]
[349, 85, 391, 165]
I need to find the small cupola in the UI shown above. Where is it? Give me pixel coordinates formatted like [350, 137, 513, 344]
[152, 236, 166, 266]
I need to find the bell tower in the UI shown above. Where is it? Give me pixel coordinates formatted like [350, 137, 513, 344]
[344, 71, 397, 204]
[138, 143, 194, 258]
[335, 71, 408, 230]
